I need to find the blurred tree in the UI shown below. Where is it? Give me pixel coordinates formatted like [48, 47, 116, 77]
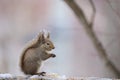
[64, 0, 120, 78]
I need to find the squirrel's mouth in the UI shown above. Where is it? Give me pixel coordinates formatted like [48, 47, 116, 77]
[46, 50, 52, 53]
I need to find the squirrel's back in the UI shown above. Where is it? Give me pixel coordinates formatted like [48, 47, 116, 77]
[20, 41, 38, 74]
[20, 32, 42, 74]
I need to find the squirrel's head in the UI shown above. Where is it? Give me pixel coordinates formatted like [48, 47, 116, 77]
[38, 31, 55, 51]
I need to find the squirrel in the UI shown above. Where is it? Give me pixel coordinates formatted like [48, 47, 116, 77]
[20, 31, 56, 75]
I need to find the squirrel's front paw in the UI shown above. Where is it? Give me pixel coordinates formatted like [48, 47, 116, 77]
[51, 54, 56, 58]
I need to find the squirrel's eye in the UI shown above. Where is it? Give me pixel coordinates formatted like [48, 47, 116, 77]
[46, 43, 50, 45]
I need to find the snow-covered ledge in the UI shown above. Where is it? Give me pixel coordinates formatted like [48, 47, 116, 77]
[0, 73, 118, 80]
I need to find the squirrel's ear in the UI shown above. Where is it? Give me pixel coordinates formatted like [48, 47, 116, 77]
[47, 32, 50, 38]
[41, 32, 45, 43]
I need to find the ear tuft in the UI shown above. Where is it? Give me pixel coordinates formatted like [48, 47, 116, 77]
[47, 32, 50, 38]
[41, 31, 45, 43]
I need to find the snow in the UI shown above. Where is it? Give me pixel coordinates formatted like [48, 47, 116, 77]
[0, 73, 13, 78]
[30, 73, 67, 80]
[0, 73, 116, 80]
[30, 75, 39, 78]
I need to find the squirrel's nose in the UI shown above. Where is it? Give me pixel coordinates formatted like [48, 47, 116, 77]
[53, 47, 55, 49]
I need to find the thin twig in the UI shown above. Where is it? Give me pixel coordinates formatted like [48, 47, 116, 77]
[89, 0, 96, 27]
[106, 0, 120, 19]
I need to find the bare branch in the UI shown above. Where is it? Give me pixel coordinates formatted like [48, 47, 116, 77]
[64, 0, 120, 78]
[64, 0, 89, 26]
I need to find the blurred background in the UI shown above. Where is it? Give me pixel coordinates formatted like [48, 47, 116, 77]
[0, 0, 120, 78]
